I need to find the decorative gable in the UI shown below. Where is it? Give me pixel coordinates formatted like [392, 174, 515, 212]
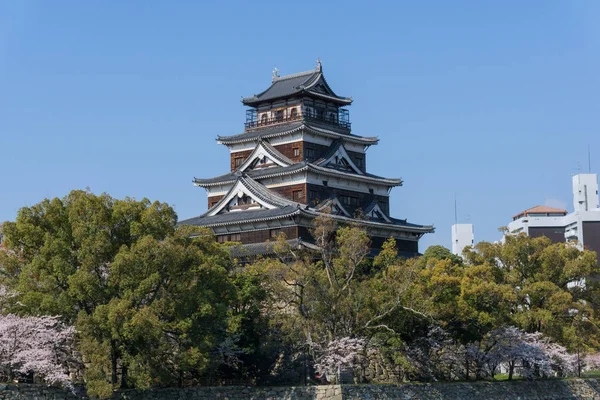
[207, 175, 298, 217]
[316, 196, 352, 218]
[364, 202, 392, 223]
[208, 181, 273, 216]
[318, 143, 364, 175]
[237, 141, 293, 172]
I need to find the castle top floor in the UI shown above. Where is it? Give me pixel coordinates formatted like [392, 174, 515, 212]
[242, 61, 352, 132]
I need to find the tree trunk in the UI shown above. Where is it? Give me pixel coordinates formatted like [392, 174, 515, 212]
[508, 362, 514, 381]
[121, 364, 128, 389]
[110, 341, 118, 386]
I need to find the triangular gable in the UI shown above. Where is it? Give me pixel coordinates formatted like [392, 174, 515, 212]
[316, 196, 352, 218]
[237, 141, 293, 172]
[317, 143, 364, 175]
[207, 178, 279, 216]
[305, 74, 343, 100]
[364, 202, 392, 223]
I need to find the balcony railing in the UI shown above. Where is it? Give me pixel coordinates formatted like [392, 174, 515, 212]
[245, 112, 351, 131]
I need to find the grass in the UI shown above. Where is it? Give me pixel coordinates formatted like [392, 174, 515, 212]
[583, 370, 600, 378]
[493, 373, 523, 381]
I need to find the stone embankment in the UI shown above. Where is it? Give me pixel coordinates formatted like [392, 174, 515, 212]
[1, 379, 600, 399]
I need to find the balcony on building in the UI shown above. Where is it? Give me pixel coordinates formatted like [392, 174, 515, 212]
[245, 107, 350, 131]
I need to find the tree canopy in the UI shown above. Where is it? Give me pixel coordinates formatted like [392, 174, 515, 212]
[1, 191, 600, 395]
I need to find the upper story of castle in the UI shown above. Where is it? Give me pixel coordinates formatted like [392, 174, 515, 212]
[241, 60, 352, 132]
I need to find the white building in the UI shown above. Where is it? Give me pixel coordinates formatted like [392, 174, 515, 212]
[451, 223, 474, 256]
[506, 173, 600, 263]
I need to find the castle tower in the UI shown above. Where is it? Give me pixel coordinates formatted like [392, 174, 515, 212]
[180, 62, 434, 256]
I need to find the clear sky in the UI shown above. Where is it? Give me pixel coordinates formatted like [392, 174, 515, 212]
[1, 1, 599, 250]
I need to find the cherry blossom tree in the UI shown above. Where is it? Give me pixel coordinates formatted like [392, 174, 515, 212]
[0, 314, 76, 387]
[585, 352, 600, 371]
[479, 326, 577, 380]
[313, 337, 366, 383]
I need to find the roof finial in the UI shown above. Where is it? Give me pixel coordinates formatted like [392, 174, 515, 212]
[316, 58, 322, 71]
[272, 67, 279, 82]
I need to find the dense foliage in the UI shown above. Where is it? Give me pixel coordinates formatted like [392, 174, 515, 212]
[1, 190, 600, 397]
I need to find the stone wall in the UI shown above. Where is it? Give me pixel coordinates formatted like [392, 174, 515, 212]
[1, 379, 600, 400]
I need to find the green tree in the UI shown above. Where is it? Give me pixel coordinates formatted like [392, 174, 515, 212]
[0, 190, 235, 397]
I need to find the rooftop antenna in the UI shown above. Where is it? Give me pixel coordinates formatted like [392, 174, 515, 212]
[454, 193, 458, 226]
[588, 144, 592, 173]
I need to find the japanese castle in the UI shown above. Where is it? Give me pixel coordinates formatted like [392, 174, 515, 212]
[180, 61, 434, 256]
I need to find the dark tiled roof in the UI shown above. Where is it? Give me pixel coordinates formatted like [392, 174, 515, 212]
[242, 66, 351, 106]
[179, 205, 301, 228]
[228, 238, 320, 258]
[194, 162, 401, 187]
[217, 122, 378, 145]
[239, 175, 299, 208]
[297, 209, 434, 233]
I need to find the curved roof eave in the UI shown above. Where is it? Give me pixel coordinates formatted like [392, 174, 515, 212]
[217, 123, 379, 146]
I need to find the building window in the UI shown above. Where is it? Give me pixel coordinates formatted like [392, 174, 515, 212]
[309, 190, 318, 200]
[340, 196, 359, 207]
[368, 188, 374, 194]
[305, 148, 316, 159]
[293, 190, 303, 202]
[270, 229, 281, 239]
[234, 157, 244, 168]
[231, 233, 241, 242]
[322, 180, 328, 186]
[260, 114, 268, 125]
[275, 110, 283, 122]
[293, 148, 300, 157]
[290, 108, 298, 119]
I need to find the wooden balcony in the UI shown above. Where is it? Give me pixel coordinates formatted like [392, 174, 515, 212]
[245, 111, 351, 131]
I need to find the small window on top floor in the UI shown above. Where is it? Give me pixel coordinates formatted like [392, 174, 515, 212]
[235, 157, 244, 168]
[260, 114, 268, 125]
[293, 148, 300, 157]
[290, 108, 298, 119]
[293, 190, 303, 202]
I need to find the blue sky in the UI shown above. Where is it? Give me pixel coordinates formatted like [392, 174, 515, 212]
[1, 1, 599, 250]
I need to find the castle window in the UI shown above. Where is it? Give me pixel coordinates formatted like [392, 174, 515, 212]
[293, 148, 300, 157]
[293, 190, 303, 202]
[290, 108, 298, 119]
[260, 114, 268, 125]
[270, 229, 281, 239]
[234, 157, 244, 168]
[275, 110, 284, 122]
